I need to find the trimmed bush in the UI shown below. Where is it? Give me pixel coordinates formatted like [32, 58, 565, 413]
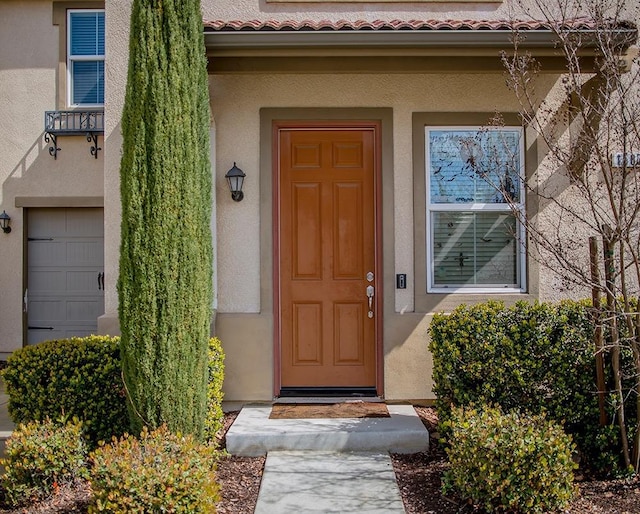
[89, 425, 220, 513]
[443, 406, 576, 513]
[2, 336, 128, 446]
[428, 300, 621, 472]
[2, 335, 225, 448]
[205, 337, 225, 441]
[0, 418, 89, 507]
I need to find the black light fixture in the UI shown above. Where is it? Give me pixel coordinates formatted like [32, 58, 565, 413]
[225, 162, 246, 202]
[0, 211, 11, 234]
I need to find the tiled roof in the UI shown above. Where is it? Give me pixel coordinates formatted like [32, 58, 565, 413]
[203, 18, 629, 33]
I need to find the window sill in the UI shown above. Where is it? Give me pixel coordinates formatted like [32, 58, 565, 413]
[428, 287, 525, 294]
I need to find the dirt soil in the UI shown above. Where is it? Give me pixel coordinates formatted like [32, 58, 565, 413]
[1, 407, 639, 513]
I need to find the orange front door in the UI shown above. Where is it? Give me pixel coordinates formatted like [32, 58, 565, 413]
[277, 126, 378, 389]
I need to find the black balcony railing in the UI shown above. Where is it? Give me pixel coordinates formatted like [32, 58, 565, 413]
[44, 110, 104, 159]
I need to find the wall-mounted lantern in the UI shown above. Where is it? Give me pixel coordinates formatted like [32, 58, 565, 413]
[225, 162, 246, 202]
[0, 211, 11, 234]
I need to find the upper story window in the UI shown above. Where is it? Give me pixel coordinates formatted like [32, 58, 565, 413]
[426, 127, 526, 293]
[67, 9, 105, 107]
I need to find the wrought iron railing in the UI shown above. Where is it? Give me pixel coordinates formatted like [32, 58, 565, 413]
[44, 110, 104, 159]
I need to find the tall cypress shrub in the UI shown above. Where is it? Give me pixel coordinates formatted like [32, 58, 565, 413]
[117, 0, 212, 438]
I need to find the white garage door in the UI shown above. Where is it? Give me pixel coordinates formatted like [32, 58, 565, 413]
[27, 208, 104, 345]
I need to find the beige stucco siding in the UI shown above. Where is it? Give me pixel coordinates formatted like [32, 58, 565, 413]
[99, 0, 567, 402]
[209, 72, 555, 401]
[101, 0, 129, 323]
[211, 72, 537, 314]
[199, 0, 524, 23]
[1, 0, 636, 401]
[99, 0, 633, 401]
[0, 1, 104, 357]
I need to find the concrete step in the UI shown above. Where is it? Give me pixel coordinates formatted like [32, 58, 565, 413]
[255, 451, 405, 514]
[226, 403, 429, 457]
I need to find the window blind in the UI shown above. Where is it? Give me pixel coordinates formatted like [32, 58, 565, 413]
[68, 11, 105, 106]
[426, 127, 524, 290]
[70, 12, 105, 56]
[71, 61, 104, 105]
[432, 211, 518, 286]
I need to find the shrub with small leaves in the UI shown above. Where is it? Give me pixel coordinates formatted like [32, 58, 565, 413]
[2, 336, 128, 447]
[0, 418, 89, 507]
[428, 300, 628, 474]
[89, 425, 220, 513]
[205, 337, 225, 441]
[443, 406, 576, 513]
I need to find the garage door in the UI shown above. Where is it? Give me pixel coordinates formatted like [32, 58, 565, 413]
[27, 208, 104, 345]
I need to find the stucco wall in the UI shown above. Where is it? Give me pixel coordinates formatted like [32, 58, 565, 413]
[0, 0, 103, 357]
[210, 72, 547, 314]
[199, 0, 526, 23]
[100, 0, 568, 402]
[100, 0, 637, 401]
[1, 0, 636, 400]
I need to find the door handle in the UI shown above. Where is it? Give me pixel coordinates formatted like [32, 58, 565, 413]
[98, 272, 105, 290]
[366, 285, 374, 318]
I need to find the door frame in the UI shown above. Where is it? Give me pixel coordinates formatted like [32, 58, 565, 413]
[272, 120, 384, 396]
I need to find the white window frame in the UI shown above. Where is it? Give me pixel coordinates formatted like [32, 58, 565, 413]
[425, 126, 527, 294]
[67, 9, 105, 108]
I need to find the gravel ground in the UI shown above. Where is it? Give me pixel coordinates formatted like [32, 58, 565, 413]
[1, 407, 638, 513]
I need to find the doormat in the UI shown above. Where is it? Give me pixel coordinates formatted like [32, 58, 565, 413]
[269, 402, 390, 419]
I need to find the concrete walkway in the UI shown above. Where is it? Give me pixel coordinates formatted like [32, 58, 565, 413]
[227, 403, 429, 513]
[255, 451, 406, 513]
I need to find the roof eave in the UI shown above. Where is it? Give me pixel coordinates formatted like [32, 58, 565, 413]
[203, 28, 636, 54]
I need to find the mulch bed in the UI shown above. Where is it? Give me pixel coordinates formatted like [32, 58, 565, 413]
[390, 406, 640, 514]
[0, 406, 639, 513]
[215, 411, 265, 514]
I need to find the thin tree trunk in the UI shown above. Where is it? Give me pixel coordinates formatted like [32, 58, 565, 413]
[632, 307, 640, 471]
[618, 238, 640, 473]
[602, 225, 631, 469]
[589, 236, 608, 426]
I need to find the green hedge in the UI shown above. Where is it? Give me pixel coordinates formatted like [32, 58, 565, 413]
[429, 300, 620, 473]
[2, 337, 128, 447]
[2, 336, 226, 447]
[204, 337, 225, 441]
[443, 406, 576, 513]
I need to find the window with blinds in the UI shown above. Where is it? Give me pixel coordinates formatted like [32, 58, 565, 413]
[426, 127, 526, 292]
[68, 10, 105, 107]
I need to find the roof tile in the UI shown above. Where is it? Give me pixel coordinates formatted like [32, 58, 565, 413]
[203, 18, 614, 33]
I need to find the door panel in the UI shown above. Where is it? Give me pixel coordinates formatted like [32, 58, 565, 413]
[293, 183, 322, 279]
[27, 208, 104, 345]
[333, 182, 363, 279]
[279, 128, 377, 389]
[293, 302, 323, 364]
